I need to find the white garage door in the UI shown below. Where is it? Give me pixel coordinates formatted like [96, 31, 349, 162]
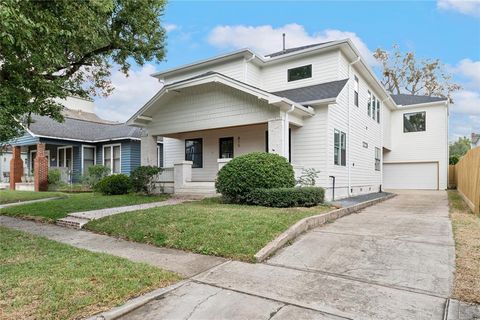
[383, 162, 438, 190]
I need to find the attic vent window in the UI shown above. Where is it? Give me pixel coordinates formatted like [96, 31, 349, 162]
[287, 64, 312, 82]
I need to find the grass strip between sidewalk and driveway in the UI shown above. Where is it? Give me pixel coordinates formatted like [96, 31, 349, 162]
[0, 192, 169, 223]
[448, 190, 480, 304]
[86, 197, 334, 262]
[0, 226, 181, 320]
[0, 190, 67, 205]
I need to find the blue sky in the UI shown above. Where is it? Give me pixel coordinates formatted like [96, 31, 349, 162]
[94, 0, 480, 141]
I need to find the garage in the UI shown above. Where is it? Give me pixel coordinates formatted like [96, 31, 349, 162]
[383, 162, 438, 190]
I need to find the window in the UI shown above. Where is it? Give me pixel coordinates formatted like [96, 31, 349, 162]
[103, 144, 121, 174]
[403, 112, 426, 132]
[219, 137, 234, 159]
[354, 76, 359, 107]
[334, 129, 347, 166]
[57, 146, 73, 169]
[376, 99, 380, 123]
[157, 144, 164, 168]
[287, 64, 312, 82]
[185, 138, 203, 168]
[82, 146, 96, 174]
[367, 91, 371, 116]
[375, 147, 381, 171]
[372, 96, 376, 121]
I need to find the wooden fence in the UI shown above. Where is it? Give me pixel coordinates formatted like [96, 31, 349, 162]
[452, 147, 480, 214]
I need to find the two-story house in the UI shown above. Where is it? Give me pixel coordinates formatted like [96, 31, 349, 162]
[128, 39, 449, 200]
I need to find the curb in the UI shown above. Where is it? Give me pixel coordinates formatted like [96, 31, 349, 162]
[87, 280, 190, 320]
[254, 193, 397, 262]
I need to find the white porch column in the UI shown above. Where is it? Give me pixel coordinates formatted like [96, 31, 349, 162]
[141, 133, 158, 166]
[268, 118, 286, 157]
[174, 161, 192, 188]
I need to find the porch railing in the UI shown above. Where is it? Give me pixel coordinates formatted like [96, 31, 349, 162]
[156, 167, 174, 182]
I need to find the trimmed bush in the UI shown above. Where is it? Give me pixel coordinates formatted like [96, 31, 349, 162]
[130, 166, 163, 195]
[47, 168, 62, 186]
[246, 187, 325, 208]
[94, 174, 131, 195]
[82, 165, 110, 188]
[215, 152, 295, 203]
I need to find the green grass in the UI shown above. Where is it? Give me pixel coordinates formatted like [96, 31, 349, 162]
[86, 197, 333, 262]
[0, 190, 67, 205]
[0, 193, 169, 222]
[0, 227, 180, 320]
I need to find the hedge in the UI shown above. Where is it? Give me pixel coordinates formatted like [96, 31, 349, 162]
[215, 152, 295, 203]
[94, 174, 131, 195]
[246, 187, 325, 208]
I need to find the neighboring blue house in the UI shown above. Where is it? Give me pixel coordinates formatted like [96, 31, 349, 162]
[9, 97, 162, 183]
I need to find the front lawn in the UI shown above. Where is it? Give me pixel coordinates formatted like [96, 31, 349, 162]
[448, 190, 480, 304]
[0, 227, 180, 320]
[86, 197, 333, 262]
[0, 193, 169, 222]
[0, 190, 67, 205]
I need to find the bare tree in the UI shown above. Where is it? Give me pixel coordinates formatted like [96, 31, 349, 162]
[373, 45, 461, 102]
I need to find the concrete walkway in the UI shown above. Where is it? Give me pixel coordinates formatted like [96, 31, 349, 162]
[120, 190, 468, 320]
[0, 197, 64, 209]
[0, 216, 225, 277]
[56, 197, 187, 229]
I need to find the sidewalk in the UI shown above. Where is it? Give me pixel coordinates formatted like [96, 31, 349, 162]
[0, 215, 225, 277]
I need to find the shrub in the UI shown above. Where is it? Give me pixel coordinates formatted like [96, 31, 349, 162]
[130, 166, 163, 194]
[82, 165, 110, 188]
[296, 168, 320, 187]
[215, 152, 295, 203]
[94, 174, 131, 195]
[246, 187, 325, 208]
[47, 168, 62, 186]
[449, 155, 460, 165]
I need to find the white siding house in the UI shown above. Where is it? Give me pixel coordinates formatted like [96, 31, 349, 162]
[128, 39, 449, 200]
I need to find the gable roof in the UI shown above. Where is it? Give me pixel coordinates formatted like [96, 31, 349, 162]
[271, 79, 349, 104]
[390, 94, 448, 106]
[27, 114, 143, 142]
[265, 42, 333, 58]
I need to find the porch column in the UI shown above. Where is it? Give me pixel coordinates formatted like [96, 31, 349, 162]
[141, 133, 158, 166]
[267, 118, 287, 157]
[34, 143, 48, 191]
[9, 146, 24, 190]
[174, 161, 192, 188]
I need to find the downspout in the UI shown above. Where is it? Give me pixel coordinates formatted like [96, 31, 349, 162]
[284, 104, 295, 160]
[347, 57, 361, 197]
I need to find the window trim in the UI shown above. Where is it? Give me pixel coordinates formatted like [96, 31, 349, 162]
[287, 64, 312, 82]
[334, 129, 347, 167]
[157, 143, 164, 168]
[185, 138, 203, 168]
[81, 145, 96, 174]
[219, 137, 234, 159]
[375, 147, 381, 171]
[403, 111, 426, 133]
[57, 146, 73, 169]
[376, 99, 380, 123]
[354, 75, 359, 107]
[102, 143, 122, 174]
[367, 90, 371, 116]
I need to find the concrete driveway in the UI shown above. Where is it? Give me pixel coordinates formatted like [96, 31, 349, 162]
[121, 191, 456, 320]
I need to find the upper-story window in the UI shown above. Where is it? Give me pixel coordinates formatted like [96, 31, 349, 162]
[367, 91, 371, 116]
[376, 99, 380, 123]
[404, 112, 426, 133]
[287, 64, 312, 82]
[354, 76, 359, 107]
[372, 96, 377, 121]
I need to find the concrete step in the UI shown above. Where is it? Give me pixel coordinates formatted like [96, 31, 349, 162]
[56, 216, 90, 229]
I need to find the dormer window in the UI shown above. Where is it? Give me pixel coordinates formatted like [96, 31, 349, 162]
[287, 65, 312, 82]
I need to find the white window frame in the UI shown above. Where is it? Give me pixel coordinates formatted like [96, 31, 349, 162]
[375, 147, 381, 171]
[334, 129, 347, 167]
[367, 90, 371, 116]
[56, 146, 73, 169]
[29, 149, 51, 174]
[81, 145, 96, 174]
[102, 143, 122, 174]
[354, 75, 359, 107]
[372, 95, 377, 121]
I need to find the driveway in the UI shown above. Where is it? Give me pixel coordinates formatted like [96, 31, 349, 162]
[121, 190, 456, 320]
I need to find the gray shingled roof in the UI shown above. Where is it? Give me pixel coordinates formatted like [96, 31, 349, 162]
[265, 42, 333, 58]
[28, 114, 143, 142]
[390, 94, 447, 106]
[271, 79, 349, 104]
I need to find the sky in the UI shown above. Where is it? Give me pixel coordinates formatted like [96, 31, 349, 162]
[93, 0, 480, 142]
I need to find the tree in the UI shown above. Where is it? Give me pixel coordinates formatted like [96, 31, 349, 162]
[373, 44, 461, 101]
[0, 0, 166, 143]
[449, 136, 471, 158]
